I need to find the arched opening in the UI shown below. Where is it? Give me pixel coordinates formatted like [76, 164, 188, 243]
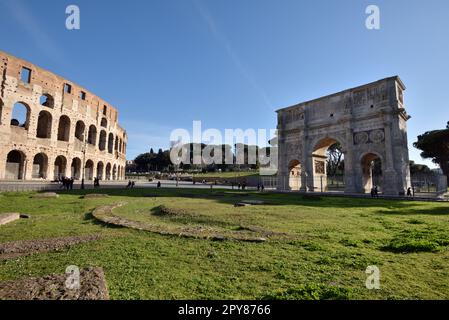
[312, 137, 345, 192]
[71, 157, 82, 180]
[54, 156, 67, 180]
[96, 161, 104, 180]
[288, 159, 301, 191]
[5, 150, 26, 180]
[101, 117, 107, 128]
[39, 94, 54, 108]
[10, 102, 30, 129]
[85, 160, 94, 180]
[114, 136, 119, 151]
[36, 111, 52, 139]
[32, 153, 48, 179]
[57, 115, 71, 141]
[105, 163, 111, 180]
[75, 120, 85, 141]
[112, 164, 117, 180]
[119, 138, 122, 153]
[99, 130, 107, 151]
[108, 133, 114, 154]
[361, 153, 383, 194]
[88, 125, 97, 145]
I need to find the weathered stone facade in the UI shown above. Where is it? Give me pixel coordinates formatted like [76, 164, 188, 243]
[277, 76, 411, 195]
[0, 51, 127, 181]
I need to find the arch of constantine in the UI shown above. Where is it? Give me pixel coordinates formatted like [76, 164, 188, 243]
[276, 76, 411, 195]
[0, 51, 127, 181]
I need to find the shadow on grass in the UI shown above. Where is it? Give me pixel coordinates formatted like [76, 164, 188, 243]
[377, 206, 449, 216]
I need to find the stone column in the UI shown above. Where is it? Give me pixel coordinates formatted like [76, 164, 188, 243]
[344, 128, 357, 193]
[382, 120, 398, 195]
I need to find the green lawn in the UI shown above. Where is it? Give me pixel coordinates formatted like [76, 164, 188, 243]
[0, 188, 448, 300]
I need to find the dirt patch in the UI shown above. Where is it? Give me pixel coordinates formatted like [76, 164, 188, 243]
[152, 205, 190, 217]
[0, 234, 101, 260]
[0, 267, 109, 300]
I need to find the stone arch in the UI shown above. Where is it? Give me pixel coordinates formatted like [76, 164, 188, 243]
[57, 115, 71, 141]
[88, 125, 97, 146]
[36, 110, 52, 139]
[288, 159, 301, 191]
[114, 135, 119, 151]
[360, 152, 384, 194]
[118, 138, 122, 153]
[99, 130, 107, 151]
[75, 120, 85, 141]
[108, 133, 114, 154]
[112, 164, 117, 180]
[96, 161, 104, 180]
[39, 94, 54, 108]
[71, 157, 82, 180]
[10, 102, 31, 129]
[105, 163, 112, 180]
[85, 160, 94, 180]
[310, 136, 345, 192]
[101, 117, 107, 128]
[32, 153, 48, 179]
[5, 150, 26, 180]
[54, 155, 67, 179]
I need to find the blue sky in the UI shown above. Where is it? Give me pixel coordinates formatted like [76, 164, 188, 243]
[0, 0, 448, 167]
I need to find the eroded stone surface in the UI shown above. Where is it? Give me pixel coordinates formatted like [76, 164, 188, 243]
[0, 267, 109, 300]
[0, 234, 101, 260]
[0, 213, 20, 225]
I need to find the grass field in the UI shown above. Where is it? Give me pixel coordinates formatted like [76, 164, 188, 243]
[0, 188, 448, 300]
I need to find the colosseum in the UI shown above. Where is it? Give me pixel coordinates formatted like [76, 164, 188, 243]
[0, 51, 127, 182]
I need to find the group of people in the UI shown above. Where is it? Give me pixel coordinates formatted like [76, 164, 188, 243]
[58, 177, 74, 190]
[126, 180, 136, 188]
[257, 183, 265, 192]
[93, 177, 101, 188]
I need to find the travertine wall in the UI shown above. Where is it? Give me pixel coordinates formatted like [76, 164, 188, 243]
[277, 76, 411, 195]
[0, 51, 127, 181]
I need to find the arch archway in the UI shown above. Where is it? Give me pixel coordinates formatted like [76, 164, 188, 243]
[101, 117, 107, 128]
[75, 120, 85, 141]
[112, 164, 117, 180]
[10, 102, 30, 129]
[288, 159, 301, 191]
[57, 115, 71, 141]
[108, 133, 114, 154]
[36, 111, 52, 138]
[88, 125, 97, 146]
[32, 153, 48, 179]
[96, 161, 104, 180]
[360, 153, 383, 194]
[39, 94, 54, 108]
[99, 130, 107, 151]
[311, 137, 345, 192]
[5, 150, 26, 180]
[85, 160, 94, 180]
[105, 163, 112, 180]
[54, 156, 67, 180]
[71, 157, 82, 180]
